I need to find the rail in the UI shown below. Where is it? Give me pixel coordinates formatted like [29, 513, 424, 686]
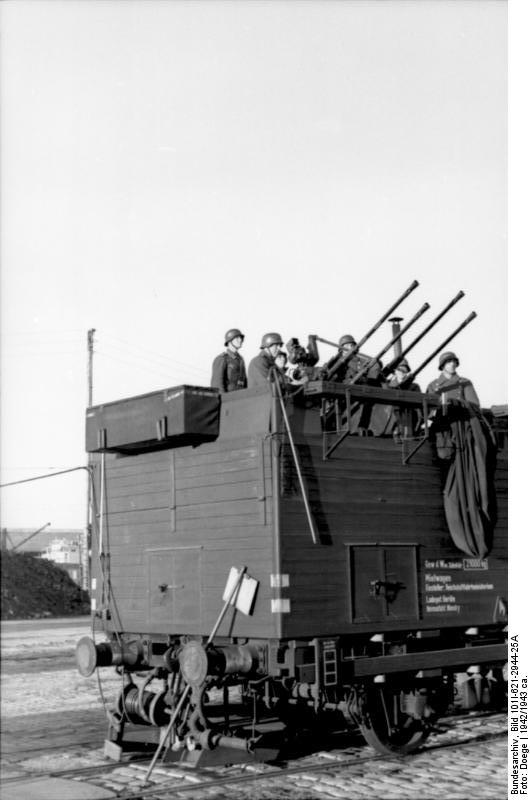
[301, 380, 440, 461]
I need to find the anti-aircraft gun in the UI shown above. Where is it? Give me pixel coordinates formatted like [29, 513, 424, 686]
[75, 280, 506, 771]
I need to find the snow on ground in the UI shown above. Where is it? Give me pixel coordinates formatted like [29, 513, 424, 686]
[1, 617, 121, 718]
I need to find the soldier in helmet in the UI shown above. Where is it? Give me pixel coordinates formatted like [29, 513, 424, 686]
[323, 335, 381, 385]
[248, 332, 284, 388]
[388, 358, 421, 391]
[385, 358, 421, 437]
[211, 328, 247, 393]
[321, 334, 357, 382]
[426, 351, 480, 406]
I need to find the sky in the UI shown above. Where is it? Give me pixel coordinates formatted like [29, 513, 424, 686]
[0, 0, 512, 532]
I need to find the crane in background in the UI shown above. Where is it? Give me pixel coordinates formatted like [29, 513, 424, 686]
[1, 522, 51, 552]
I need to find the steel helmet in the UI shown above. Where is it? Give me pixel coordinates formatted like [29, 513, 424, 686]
[260, 332, 283, 349]
[339, 334, 356, 348]
[438, 351, 459, 370]
[396, 358, 411, 372]
[224, 328, 244, 346]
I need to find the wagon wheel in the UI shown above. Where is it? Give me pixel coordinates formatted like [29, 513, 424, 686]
[357, 685, 431, 755]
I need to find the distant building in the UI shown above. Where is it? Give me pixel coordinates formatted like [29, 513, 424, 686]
[40, 537, 82, 585]
[1, 528, 84, 586]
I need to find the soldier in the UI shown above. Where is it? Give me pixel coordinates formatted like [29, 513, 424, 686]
[275, 350, 288, 374]
[426, 351, 480, 407]
[248, 332, 284, 388]
[321, 334, 357, 382]
[386, 358, 421, 437]
[285, 335, 319, 384]
[388, 358, 421, 391]
[323, 335, 381, 385]
[274, 350, 291, 387]
[210, 328, 247, 393]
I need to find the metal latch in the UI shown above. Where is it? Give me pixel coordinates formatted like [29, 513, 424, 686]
[369, 579, 404, 602]
[158, 583, 183, 593]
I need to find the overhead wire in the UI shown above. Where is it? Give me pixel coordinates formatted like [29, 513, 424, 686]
[3, 328, 209, 379]
[95, 343, 204, 378]
[2, 328, 85, 336]
[2, 330, 85, 347]
[94, 344, 209, 382]
[93, 349, 198, 384]
[102, 333, 208, 376]
[0, 465, 91, 488]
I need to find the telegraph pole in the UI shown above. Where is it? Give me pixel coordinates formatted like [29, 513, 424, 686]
[82, 329, 96, 591]
[88, 328, 95, 407]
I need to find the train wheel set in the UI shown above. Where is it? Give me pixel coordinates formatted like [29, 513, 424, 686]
[77, 627, 507, 767]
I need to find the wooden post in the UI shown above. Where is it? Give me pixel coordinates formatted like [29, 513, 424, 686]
[82, 329, 96, 592]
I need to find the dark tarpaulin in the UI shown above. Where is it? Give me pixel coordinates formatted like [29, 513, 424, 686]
[436, 402, 497, 559]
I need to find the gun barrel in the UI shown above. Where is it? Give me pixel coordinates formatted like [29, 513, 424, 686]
[355, 279, 419, 352]
[406, 311, 477, 385]
[326, 279, 420, 380]
[349, 302, 430, 385]
[382, 290, 465, 377]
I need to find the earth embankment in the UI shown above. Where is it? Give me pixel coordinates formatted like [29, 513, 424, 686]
[1, 551, 90, 619]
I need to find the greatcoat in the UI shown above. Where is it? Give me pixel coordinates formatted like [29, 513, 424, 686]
[210, 350, 247, 392]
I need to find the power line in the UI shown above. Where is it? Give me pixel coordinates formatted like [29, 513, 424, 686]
[0, 466, 90, 488]
[94, 348, 208, 383]
[3, 329, 209, 378]
[94, 349, 189, 383]
[2, 349, 82, 358]
[103, 333, 208, 375]
[98, 341, 205, 376]
[2, 328, 85, 338]
[1, 466, 80, 472]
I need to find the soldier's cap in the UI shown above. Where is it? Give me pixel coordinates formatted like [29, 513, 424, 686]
[438, 351, 459, 370]
[396, 358, 411, 372]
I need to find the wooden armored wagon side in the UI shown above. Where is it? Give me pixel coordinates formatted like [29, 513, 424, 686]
[80, 380, 507, 761]
[87, 386, 280, 640]
[86, 382, 507, 639]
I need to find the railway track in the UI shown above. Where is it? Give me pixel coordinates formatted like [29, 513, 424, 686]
[117, 730, 509, 800]
[1, 711, 507, 799]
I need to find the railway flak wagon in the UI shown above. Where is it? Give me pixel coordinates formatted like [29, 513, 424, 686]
[76, 359, 507, 767]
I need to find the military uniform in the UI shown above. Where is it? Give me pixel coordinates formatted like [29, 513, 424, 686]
[324, 352, 381, 385]
[426, 373, 480, 407]
[248, 351, 277, 388]
[211, 350, 247, 393]
[385, 371, 421, 436]
[388, 375, 421, 392]
[322, 352, 349, 382]
[346, 355, 381, 385]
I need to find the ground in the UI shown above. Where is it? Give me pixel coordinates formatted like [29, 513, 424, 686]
[1, 551, 90, 619]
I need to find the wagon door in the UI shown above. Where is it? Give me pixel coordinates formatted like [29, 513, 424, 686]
[349, 544, 419, 623]
[147, 546, 202, 627]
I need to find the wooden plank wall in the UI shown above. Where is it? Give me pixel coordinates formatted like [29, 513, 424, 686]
[278, 413, 508, 639]
[91, 434, 277, 637]
[89, 387, 507, 645]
